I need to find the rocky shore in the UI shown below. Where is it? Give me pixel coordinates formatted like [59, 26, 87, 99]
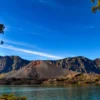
[1, 73, 100, 85]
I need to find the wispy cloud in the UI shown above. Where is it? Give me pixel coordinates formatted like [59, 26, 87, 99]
[36, 0, 64, 8]
[7, 25, 48, 38]
[0, 45, 63, 59]
[37, 0, 57, 7]
[84, 25, 95, 29]
[16, 28, 24, 31]
[8, 25, 60, 39]
[4, 39, 44, 51]
[3, 25, 12, 32]
[34, 24, 63, 38]
[73, 25, 96, 29]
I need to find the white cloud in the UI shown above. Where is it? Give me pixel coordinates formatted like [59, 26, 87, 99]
[0, 45, 63, 59]
[4, 39, 35, 47]
[4, 39, 44, 51]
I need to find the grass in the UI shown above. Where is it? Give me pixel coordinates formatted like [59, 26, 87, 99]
[0, 94, 27, 100]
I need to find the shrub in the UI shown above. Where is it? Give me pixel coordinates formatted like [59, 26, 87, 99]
[0, 94, 27, 100]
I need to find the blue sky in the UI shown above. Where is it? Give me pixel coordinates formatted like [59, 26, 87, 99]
[0, 0, 100, 60]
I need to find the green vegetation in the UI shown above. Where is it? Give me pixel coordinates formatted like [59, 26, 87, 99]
[0, 94, 27, 100]
[0, 73, 7, 79]
[0, 24, 5, 33]
[91, 0, 100, 13]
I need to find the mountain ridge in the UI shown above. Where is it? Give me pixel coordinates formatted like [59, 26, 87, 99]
[0, 55, 100, 74]
[0, 55, 100, 85]
[0, 56, 30, 73]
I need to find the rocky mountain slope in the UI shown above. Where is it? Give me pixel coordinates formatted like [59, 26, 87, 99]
[47, 56, 100, 73]
[5, 61, 67, 80]
[0, 56, 30, 73]
[0, 56, 100, 85]
[1, 56, 100, 80]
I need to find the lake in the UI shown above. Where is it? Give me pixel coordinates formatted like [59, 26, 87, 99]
[0, 85, 100, 100]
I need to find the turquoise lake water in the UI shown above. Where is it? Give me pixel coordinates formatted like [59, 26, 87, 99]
[0, 85, 100, 100]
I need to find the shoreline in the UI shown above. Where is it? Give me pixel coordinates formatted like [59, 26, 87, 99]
[0, 78, 100, 85]
[1, 73, 100, 85]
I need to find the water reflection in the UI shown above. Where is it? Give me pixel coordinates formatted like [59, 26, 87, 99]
[0, 85, 100, 100]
